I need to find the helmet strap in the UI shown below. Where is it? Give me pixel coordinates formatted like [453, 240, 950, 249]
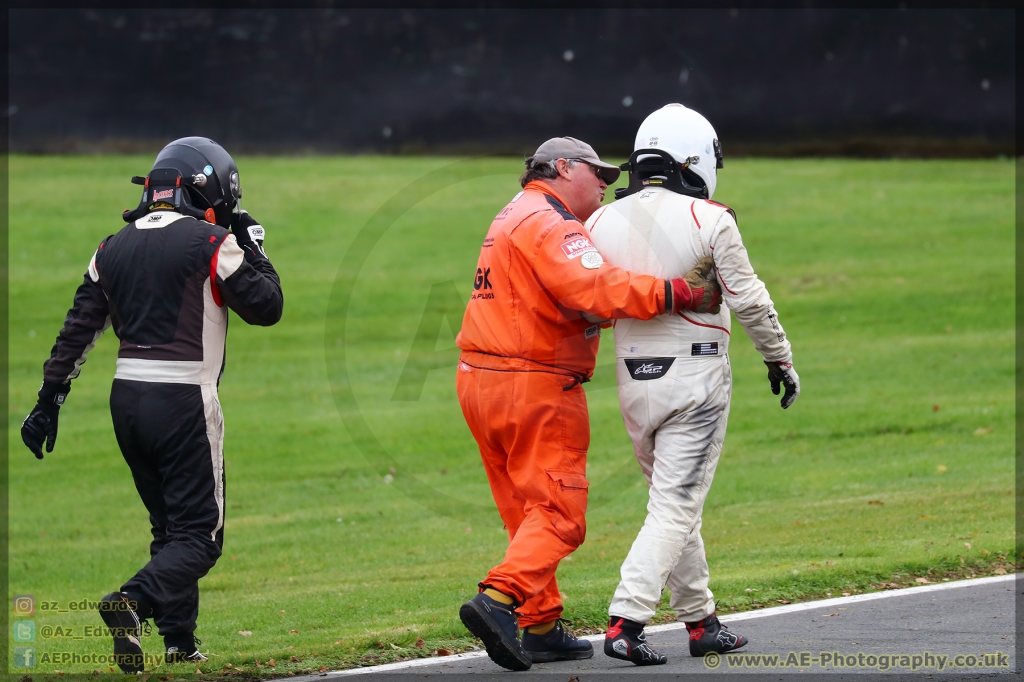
[122, 168, 209, 223]
[613, 149, 708, 201]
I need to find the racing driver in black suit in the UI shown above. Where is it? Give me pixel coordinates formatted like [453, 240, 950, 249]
[20, 137, 283, 672]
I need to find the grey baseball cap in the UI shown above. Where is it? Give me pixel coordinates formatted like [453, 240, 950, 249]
[531, 136, 621, 184]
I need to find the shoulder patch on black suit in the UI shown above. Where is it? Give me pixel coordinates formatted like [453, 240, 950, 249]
[545, 194, 578, 222]
[623, 357, 675, 380]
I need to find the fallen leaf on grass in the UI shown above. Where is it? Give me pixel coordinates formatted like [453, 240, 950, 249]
[238, 630, 253, 636]
[915, 577, 930, 584]
[436, 648, 452, 656]
[994, 568, 1007, 575]
[777, 599, 791, 604]
[290, 656, 301, 663]
[319, 666, 327, 673]
[414, 638, 426, 649]
[867, 500, 883, 506]
[289, 629, 300, 633]
[841, 592, 851, 597]
[973, 427, 993, 436]
[268, 659, 276, 667]
[390, 643, 401, 650]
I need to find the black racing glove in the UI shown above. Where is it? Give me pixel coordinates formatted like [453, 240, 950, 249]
[765, 361, 800, 409]
[230, 210, 268, 262]
[22, 382, 70, 459]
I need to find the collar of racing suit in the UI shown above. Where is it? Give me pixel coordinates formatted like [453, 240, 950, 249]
[523, 181, 578, 221]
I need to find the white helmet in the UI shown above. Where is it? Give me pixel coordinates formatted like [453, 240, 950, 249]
[634, 103, 723, 199]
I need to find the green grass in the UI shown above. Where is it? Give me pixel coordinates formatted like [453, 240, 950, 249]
[7, 155, 1015, 676]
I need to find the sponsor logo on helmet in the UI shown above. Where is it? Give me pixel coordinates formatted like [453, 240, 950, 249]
[648, 136, 658, 146]
[203, 165, 214, 175]
[152, 189, 174, 201]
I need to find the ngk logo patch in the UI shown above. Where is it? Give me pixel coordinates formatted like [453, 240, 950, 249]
[560, 237, 597, 260]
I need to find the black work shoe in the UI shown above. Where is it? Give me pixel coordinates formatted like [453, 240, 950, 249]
[686, 612, 748, 657]
[459, 592, 532, 671]
[98, 592, 146, 673]
[603, 616, 667, 666]
[166, 635, 208, 665]
[522, 620, 594, 662]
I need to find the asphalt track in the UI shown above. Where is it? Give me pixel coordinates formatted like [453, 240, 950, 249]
[290, 574, 1017, 681]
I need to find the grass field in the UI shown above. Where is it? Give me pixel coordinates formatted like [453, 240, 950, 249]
[7, 155, 1015, 676]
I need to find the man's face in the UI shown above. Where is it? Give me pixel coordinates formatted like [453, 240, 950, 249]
[554, 158, 608, 222]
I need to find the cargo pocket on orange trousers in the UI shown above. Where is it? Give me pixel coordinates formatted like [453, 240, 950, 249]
[545, 470, 589, 547]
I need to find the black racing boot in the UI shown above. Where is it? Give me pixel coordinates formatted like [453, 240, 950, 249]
[166, 635, 209, 665]
[459, 592, 532, 671]
[521, 619, 594, 662]
[603, 616, 667, 666]
[686, 612, 748, 657]
[98, 592, 146, 673]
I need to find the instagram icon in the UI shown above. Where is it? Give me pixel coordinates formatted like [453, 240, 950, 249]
[13, 595, 34, 616]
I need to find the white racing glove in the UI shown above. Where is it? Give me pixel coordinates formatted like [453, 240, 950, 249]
[765, 361, 800, 409]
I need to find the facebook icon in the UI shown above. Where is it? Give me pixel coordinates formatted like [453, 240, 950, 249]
[14, 646, 36, 668]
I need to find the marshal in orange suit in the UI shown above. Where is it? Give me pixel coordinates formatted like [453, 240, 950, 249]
[455, 137, 722, 671]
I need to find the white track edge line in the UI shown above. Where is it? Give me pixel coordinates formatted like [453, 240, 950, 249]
[325, 573, 1016, 677]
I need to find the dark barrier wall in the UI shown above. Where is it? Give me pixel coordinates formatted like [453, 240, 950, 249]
[9, 8, 1014, 156]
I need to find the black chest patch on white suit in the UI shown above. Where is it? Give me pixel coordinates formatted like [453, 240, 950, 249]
[691, 342, 719, 356]
[624, 357, 675, 380]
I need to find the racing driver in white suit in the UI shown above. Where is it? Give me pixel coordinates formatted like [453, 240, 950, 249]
[587, 104, 800, 666]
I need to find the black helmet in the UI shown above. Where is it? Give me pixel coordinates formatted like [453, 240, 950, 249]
[122, 137, 242, 227]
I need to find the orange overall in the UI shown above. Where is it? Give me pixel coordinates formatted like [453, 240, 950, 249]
[456, 181, 667, 626]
